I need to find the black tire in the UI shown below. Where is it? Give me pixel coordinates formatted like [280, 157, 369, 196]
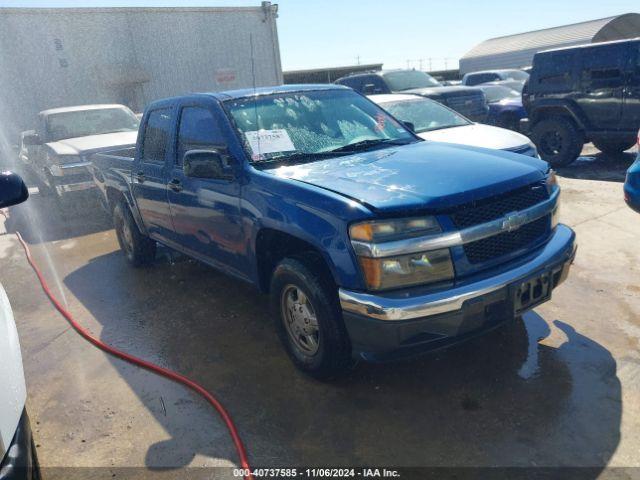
[113, 201, 156, 267]
[592, 138, 636, 156]
[530, 116, 584, 167]
[270, 256, 352, 379]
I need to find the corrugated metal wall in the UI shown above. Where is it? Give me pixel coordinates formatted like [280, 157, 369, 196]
[459, 13, 640, 74]
[0, 6, 283, 139]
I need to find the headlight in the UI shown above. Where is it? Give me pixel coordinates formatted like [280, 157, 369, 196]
[350, 217, 454, 291]
[546, 170, 560, 227]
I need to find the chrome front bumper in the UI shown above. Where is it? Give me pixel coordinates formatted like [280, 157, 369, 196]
[340, 224, 576, 322]
[49, 161, 92, 177]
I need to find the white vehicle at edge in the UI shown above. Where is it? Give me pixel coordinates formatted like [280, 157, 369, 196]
[0, 172, 38, 479]
[369, 94, 538, 157]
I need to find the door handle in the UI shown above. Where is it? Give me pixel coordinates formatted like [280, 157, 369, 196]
[168, 178, 183, 192]
[135, 171, 145, 183]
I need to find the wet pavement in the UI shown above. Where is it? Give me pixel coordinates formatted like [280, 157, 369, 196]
[0, 147, 639, 478]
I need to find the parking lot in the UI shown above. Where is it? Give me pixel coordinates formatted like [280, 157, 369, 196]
[0, 145, 637, 478]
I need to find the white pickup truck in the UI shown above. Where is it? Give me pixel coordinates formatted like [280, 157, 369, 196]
[19, 104, 139, 200]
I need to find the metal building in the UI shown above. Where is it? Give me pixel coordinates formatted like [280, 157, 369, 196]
[460, 13, 640, 74]
[0, 4, 283, 139]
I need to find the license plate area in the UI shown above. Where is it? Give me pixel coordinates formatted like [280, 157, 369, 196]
[512, 271, 552, 314]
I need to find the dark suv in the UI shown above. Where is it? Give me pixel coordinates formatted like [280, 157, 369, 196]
[523, 38, 640, 167]
[335, 69, 489, 122]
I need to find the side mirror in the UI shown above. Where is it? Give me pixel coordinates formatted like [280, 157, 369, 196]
[0, 171, 29, 208]
[22, 132, 41, 146]
[183, 149, 233, 180]
[402, 121, 416, 132]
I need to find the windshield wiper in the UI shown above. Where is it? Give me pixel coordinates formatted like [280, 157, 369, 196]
[253, 150, 348, 168]
[326, 138, 414, 154]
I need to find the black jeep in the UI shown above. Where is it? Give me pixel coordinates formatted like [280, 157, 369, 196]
[523, 38, 640, 167]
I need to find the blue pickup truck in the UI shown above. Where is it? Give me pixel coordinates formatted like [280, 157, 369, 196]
[90, 84, 576, 378]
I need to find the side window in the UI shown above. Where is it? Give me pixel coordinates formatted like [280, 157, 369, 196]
[581, 44, 625, 86]
[176, 107, 223, 164]
[141, 108, 173, 164]
[468, 73, 498, 85]
[535, 52, 574, 90]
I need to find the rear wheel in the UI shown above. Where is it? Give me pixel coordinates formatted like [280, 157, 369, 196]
[113, 201, 156, 267]
[270, 256, 352, 379]
[531, 116, 584, 167]
[593, 138, 636, 156]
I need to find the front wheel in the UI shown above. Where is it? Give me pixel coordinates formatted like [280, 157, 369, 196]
[593, 138, 636, 156]
[113, 201, 156, 267]
[270, 257, 352, 379]
[530, 117, 584, 167]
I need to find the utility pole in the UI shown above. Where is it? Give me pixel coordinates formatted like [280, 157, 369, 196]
[406, 59, 410, 69]
[444, 58, 448, 70]
[356, 55, 360, 66]
[429, 58, 432, 71]
[418, 58, 423, 71]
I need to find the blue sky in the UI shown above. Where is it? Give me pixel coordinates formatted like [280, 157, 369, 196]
[2, 0, 638, 70]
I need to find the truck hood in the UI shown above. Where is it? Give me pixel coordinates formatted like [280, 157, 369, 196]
[0, 284, 26, 458]
[266, 141, 548, 213]
[418, 124, 531, 151]
[46, 130, 138, 156]
[401, 85, 481, 98]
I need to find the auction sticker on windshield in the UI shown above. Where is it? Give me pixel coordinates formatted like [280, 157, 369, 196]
[245, 129, 295, 160]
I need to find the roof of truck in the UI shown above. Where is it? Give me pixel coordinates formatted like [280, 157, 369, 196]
[213, 83, 350, 100]
[39, 104, 130, 116]
[146, 84, 352, 111]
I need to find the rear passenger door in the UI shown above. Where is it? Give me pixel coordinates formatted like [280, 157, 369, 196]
[167, 102, 245, 278]
[622, 42, 640, 129]
[578, 43, 627, 129]
[132, 107, 175, 242]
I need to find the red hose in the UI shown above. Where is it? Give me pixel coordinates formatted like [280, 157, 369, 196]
[9, 224, 254, 479]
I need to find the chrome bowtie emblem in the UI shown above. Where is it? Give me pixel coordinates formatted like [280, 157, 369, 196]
[502, 211, 527, 232]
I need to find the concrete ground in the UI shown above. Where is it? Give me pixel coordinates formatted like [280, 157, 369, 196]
[1, 146, 639, 479]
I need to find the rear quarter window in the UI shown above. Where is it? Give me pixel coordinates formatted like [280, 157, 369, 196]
[533, 51, 575, 90]
[141, 108, 173, 164]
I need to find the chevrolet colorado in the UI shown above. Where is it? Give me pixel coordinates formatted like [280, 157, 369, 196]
[90, 85, 576, 378]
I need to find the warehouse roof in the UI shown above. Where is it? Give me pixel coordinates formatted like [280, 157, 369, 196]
[462, 13, 640, 61]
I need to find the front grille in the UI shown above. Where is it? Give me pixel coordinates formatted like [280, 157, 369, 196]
[463, 217, 549, 263]
[445, 94, 486, 117]
[451, 181, 550, 264]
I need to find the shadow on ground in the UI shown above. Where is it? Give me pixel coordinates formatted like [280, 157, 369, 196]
[62, 248, 622, 476]
[557, 150, 636, 183]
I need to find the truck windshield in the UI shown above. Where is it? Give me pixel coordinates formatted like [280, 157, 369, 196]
[225, 89, 417, 164]
[382, 71, 441, 91]
[46, 108, 140, 141]
[379, 97, 470, 133]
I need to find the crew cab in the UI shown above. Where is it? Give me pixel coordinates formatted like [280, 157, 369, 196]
[90, 85, 576, 378]
[523, 38, 640, 166]
[20, 104, 139, 199]
[335, 70, 489, 122]
[0, 172, 39, 479]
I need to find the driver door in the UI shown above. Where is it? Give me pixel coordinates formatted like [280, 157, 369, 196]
[167, 103, 245, 279]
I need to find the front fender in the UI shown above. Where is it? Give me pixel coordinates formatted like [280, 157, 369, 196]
[243, 169, 373, 290]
